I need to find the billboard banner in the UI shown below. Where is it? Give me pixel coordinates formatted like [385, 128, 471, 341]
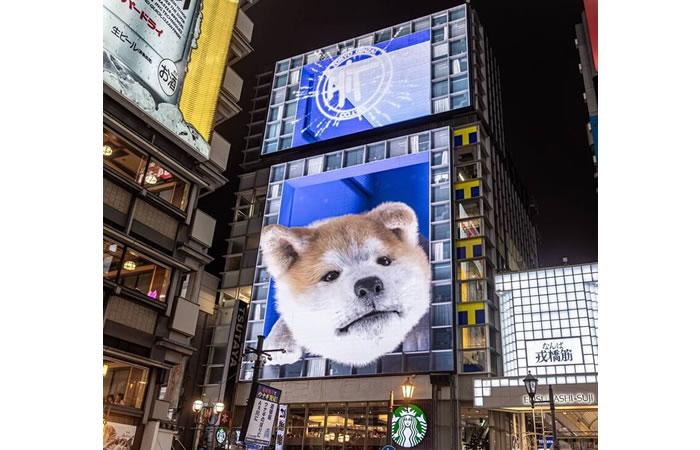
[293, 29, 431, 147]
[103, 0, 239, 158]
[103, 422, 136, 450]
[260, 151, 433, 370]
[243, 384, 282, 446]
[525, 337, 584, 367]
[274, 404, 288, 450]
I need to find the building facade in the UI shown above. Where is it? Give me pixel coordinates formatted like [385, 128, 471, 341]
[575, 0, 598, 183]
[102, 1, 260, 449]
[211, 3, 540, 449]
[475, 262, 598, 450]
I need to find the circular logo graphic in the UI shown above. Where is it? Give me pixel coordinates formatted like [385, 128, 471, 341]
[157, 59, 178, 97]
[315, 46, 393, 122]
[215, 427, 227, 445]
[391, 405, 428, 448]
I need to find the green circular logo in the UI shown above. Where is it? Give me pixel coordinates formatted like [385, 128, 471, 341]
[391, 404, 428, 448]
[215, 427, 226, 445]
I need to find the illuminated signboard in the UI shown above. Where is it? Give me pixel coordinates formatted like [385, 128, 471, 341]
[292, 29, 431, 147]
[262, 5, 470, 154]
[525, 337, 585, 367]
[103, 0, 240, 158]
[243, 127, 455, 379]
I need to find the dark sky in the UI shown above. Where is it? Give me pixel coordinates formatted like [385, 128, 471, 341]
[200, 0, 597, 272]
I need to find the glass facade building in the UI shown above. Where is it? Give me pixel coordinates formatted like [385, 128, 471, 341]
[217, 3, 542, 449]
[473, 263, 599, 450]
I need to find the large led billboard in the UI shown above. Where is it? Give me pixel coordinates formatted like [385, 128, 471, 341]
[262, 5, 470, 154]
[244, 128, 456, 380]
[292, 30, 431, 147]
[103, 0, 240, 158]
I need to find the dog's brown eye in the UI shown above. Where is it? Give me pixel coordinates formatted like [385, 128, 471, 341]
[322, 271, 340, 282]
[377, 256, 392, 266]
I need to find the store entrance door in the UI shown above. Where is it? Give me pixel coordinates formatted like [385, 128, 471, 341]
[506, 408, 597, 450]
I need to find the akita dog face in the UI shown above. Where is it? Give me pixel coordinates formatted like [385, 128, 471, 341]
[260, 202, 431, 366]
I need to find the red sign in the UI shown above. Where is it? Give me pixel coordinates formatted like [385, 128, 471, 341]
[584, 0, 598, 71]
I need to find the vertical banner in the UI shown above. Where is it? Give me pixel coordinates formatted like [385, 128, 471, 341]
[241, 384, 282, 446]
[275, 404, 288, 450]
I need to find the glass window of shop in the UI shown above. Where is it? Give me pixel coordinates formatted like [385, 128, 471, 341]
[143, 160, 190, 211]
[282, 403, 390, 450]
[103, 129, 191, 211]
[103, 237, 172, 302]
[103, 359, 149, 409]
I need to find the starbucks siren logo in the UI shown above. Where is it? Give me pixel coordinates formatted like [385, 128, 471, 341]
[391, 405, 428, 448]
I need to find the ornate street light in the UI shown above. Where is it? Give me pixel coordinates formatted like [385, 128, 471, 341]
[522, 371, 559, 450]
[214, 402, 225, 414]
[401, 376, 416, 400]
[192, 399, 204, 413]
[523, 371, 538, 408]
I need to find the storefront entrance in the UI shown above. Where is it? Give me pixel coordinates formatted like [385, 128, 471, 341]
[499, 407, 597, 450]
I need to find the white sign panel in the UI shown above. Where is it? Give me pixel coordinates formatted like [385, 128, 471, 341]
[245, 384, 281, 446]
[275, 404, 288, 450]
[103, 0, 200, 104]
[521, 392, 596, 406]
[525, 337, 584, 367]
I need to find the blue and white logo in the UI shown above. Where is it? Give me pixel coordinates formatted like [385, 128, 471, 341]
[293, 29, 432, 147]
[315, 45, 393, 122]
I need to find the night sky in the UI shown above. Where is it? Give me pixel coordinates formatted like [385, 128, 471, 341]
[199, 0, 597, 272]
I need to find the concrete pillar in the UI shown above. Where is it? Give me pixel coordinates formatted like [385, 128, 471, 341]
[140, 421, 160, 450]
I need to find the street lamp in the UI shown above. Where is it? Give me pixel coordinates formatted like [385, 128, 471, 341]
[522, 371, 559, 450]
[387, 375, 417, 446]
[523, 372, 538, 407]
[191, 400, 225, 450]
[401, 376, 416, 401]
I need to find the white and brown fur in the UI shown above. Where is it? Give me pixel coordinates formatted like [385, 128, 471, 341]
[260, 202, 431, 366]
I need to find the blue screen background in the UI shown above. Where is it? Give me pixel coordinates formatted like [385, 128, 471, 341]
[292, 30, 432, 148]
[263, 152, 430, 336]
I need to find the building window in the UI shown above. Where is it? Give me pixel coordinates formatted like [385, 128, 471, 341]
[458, 260, 485, 280]
[456, 164, 479, 181]
[103, 239, 124, 281]
[143, 161, 190, 211]
[103, 131, 148, 183]
[432, 284, 452, 302]
[457, 218, 481, 239]
[103, 358, 149, 409]
[104, 130, 191, 211]
[344, 148, 364, 167]
[461, 350, 487, 372]
[103, 237, 172, 302]
[461, 326, 487, 348]
[324, 153, 342, 171]
[367, 143, 385, 162]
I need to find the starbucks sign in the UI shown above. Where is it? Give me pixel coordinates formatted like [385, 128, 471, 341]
[391, 405, 428, 448]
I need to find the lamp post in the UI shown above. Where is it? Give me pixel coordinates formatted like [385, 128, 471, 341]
[522, 372, 559, 450]
[238, 335, 287, 446]
[400, 376, 416, 402]
[191, 400, 225, 450]
[387, 375, 416, 445]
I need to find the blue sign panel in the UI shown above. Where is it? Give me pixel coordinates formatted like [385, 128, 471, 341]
[590, 115, 598, 159]
[292, 30, 432, 147]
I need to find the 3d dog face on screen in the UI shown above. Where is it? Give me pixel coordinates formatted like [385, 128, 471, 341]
[260, 202, 431, 366]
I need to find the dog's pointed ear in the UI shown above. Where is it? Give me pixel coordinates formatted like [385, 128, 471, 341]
[260, 225, 315, 278]
[366, 202, 419, 246]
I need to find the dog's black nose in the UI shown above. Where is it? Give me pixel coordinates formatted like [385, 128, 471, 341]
[354, 276, 384, 298]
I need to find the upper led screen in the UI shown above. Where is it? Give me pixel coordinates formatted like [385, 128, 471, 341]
[292, 30, 431, 147]
[262, 5, 470, 154]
